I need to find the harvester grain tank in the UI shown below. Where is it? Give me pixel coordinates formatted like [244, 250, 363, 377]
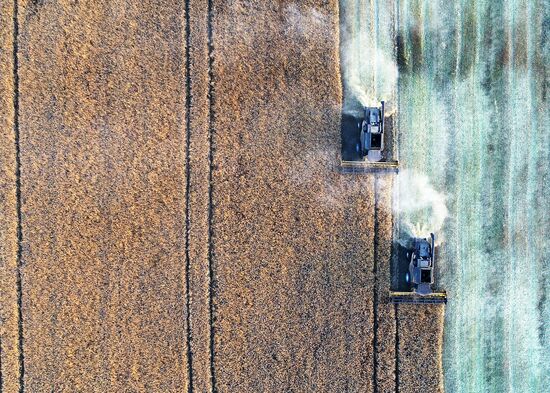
[359, 103, 385, 161]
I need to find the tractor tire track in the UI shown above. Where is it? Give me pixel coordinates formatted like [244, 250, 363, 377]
[394, 303, 400, 393]
[0, 1, 20, 390]
[207, 0, 217, 391]
[372, 175, 380, 393]
[184, 0, 194, 391]
[12, 0, 24, 391]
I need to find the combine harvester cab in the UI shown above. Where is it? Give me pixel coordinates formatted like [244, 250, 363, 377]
[360, 105, 384, 161]
[340, 101, 399, 173]
[390, 233, 447, 304]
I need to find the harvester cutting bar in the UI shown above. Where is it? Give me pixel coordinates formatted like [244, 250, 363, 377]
[389, 291, 447, 304]
[340, 160, 399, 174]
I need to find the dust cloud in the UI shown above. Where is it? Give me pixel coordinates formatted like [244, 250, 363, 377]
[393, 169, 448, 244]
[339, 0, 398, 116]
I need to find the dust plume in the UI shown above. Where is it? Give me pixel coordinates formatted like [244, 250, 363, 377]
[393, 169, 448, 244]
[283, 4, 328, 38]
[340, 40, 397, 113]
[339, 0, 398, 116]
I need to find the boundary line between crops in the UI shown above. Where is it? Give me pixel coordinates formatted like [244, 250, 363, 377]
[0, 337, 3, 392]
[12, 1, 25, 391]
[394, 1, 401, 391]
[206, 0, 217, 391]
[183, 0, 195, 391]
[336, 0, 345, 98]
[391, 179, 400, 393]
[372, 176, 380, 393]
[394, 303, 400, 393]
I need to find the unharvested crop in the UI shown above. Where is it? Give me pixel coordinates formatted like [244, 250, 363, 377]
[8, 1, 190, 390]
[397, 304, 445, 393]
[0, 0, 446, 391]
[0, 2, 19, 391]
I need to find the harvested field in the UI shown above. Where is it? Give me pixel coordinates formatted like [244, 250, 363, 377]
[396, 1, 548, 392]
[0, 0, 447, 392]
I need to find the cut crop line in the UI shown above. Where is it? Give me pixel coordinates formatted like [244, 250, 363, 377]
[372, 176, 380, 393]
[1, 337, 3, 392]
[12, 1, 25, 391]
[184, 0, 194, 391]
[394, 303, 400, 393]
[206, 0, 217, 391]
[394, 3, 401, 391]
[389, 177, 399, 393]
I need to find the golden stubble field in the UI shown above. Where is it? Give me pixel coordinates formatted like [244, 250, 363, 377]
[0, 1, 444, 392]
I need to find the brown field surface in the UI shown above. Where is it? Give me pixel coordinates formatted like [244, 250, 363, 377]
[1, 1, 19, 392]
[397, 305, 445, 393]
[13, 1, 189, 391]
[0, 0, 445, 392]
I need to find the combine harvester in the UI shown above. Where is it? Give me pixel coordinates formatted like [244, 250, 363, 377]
[390, 233, 447, 304]
[340, 101, 399, 173]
